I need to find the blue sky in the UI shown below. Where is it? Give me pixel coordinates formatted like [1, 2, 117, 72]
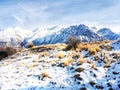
[0, 0, 120, 32]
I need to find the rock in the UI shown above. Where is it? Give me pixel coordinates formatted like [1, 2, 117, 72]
[75, 67, 84, 72]
[74, 73, 82, 80]
[80, 87, 87, 90]
[89, 81, 96, 87]
[96, 85, 104, 89]
[113, 71, 119, 75]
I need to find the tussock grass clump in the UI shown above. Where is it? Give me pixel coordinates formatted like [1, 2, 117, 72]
[91, 62, 96, 69]
[77, 43, 88, 51]
[88, 44, 101, 55]
[87, 59, 92, 64]
[41, 51, 50, 57]
[62, 57, 74, 66]
[56, 51, 66, 59]
[42, 71, 51, 80]
[55, 43, 67, 50]
[77, 42, 101, 55]
[78, 56, 84, 65]
[103, 56, 110, 63]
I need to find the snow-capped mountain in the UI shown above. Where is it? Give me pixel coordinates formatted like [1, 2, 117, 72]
[97, 28, 120, 40]
[21, 26, 61, 46]
[21, 24, 103, 46]
[0, 28, 31, 47]
[1, 24, 119, 47]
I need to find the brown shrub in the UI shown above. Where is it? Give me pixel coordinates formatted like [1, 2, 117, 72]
[25, 42, 34, 48]
[0, 46, 17, 59]
[66, 35, 81, 50]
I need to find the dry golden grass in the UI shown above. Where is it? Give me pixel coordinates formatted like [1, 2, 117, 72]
[42, 71, 51, 78]
[62, 57, 74, 66]
[88, 47, 97, 55]
[76, 42, 101, 55]
[78, 56, 84, 64]
[55, 43, 67, 50]
[91, 62, 96, 69]
[50, 61, 56, 66]
[87, 59, 92, 64]
[41, 51, 50, 57]
[31, 44, 55, 52]
[28, 63, 39, 70]
[56, 51, 66, 58]
[77, 43, 88, 51]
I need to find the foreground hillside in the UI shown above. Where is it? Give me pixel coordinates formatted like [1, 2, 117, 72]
[0, 40, 120, 90]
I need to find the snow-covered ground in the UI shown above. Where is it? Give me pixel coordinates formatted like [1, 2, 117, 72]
[0, 43, 120, 90]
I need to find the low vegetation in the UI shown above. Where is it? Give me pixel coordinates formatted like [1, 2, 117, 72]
[0, 46, 18, 60]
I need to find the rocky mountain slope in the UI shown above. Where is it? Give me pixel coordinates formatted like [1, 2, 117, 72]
[97, 28, 120, 40]
[21, 24, 103, 46]
[0, 41, 120, 90]
[0, 24, 119, 47]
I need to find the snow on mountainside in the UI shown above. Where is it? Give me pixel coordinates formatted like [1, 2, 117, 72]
[0, 41, 120, 90]
[97, 28, 120, 40]
[0, 28, 31, 47]
[21, 26, 61, 47]
[112, 39, 120, 50]
[21, 24, 103, 46]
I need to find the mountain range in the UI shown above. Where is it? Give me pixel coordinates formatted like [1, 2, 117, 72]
[0, 24, 120, 47]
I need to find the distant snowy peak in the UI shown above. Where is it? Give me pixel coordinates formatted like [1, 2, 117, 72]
[0, 28, 31, 47]
[21, 26, 62, 46]
[97, 28, 120, 40]
[21, 24, 103, 46]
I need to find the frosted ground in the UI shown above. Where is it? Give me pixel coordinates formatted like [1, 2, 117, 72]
[0, 40, 120, 90]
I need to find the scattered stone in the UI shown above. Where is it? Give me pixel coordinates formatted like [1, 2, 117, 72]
[75, 67, 84, 72]
[93, 74, 97, 77]
[96, 85, 104, 89]
[89, 81, 96, 87]
[107, 83, 112, 87]
[74, 73, 82, 80]
[80, 87, 87, 90]
[109, 88, 114, 90]
[113, 71, 119, 75]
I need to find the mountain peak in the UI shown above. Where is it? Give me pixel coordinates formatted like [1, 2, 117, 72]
[97, 28, 120, 40]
